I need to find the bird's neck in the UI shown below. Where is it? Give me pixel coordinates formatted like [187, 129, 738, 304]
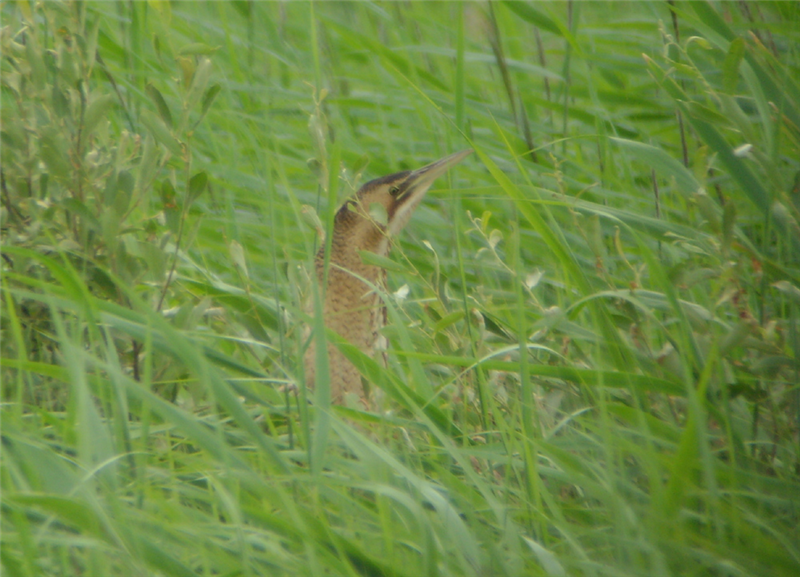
[313, 234, 387, 350]
[319, 228, 387, 287]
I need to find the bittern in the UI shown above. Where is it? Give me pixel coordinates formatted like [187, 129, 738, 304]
[304, 149, 472, 407]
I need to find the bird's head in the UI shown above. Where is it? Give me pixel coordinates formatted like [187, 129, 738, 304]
[330, 149, 472, 257]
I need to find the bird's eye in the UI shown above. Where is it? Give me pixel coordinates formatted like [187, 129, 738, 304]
[389, 186, 401, 196]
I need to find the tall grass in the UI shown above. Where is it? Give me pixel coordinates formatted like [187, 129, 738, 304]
[2, 2, 799, 576]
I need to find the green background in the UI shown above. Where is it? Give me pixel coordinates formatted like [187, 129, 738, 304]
[2, 2, 799, 576]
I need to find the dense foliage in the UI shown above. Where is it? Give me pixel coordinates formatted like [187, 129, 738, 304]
[2, 2, 799, 576]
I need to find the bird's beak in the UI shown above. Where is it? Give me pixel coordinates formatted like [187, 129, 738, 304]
[387, 149, 472, 235]
[399, 149, 473, 202]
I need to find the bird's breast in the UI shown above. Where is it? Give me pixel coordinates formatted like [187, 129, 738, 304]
[322, 264, 385, 350]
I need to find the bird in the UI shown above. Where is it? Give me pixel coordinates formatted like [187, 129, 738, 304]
[304, 149, 472, 407]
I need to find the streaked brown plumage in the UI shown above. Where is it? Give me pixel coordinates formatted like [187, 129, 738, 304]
[304, 150, 472, 406]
